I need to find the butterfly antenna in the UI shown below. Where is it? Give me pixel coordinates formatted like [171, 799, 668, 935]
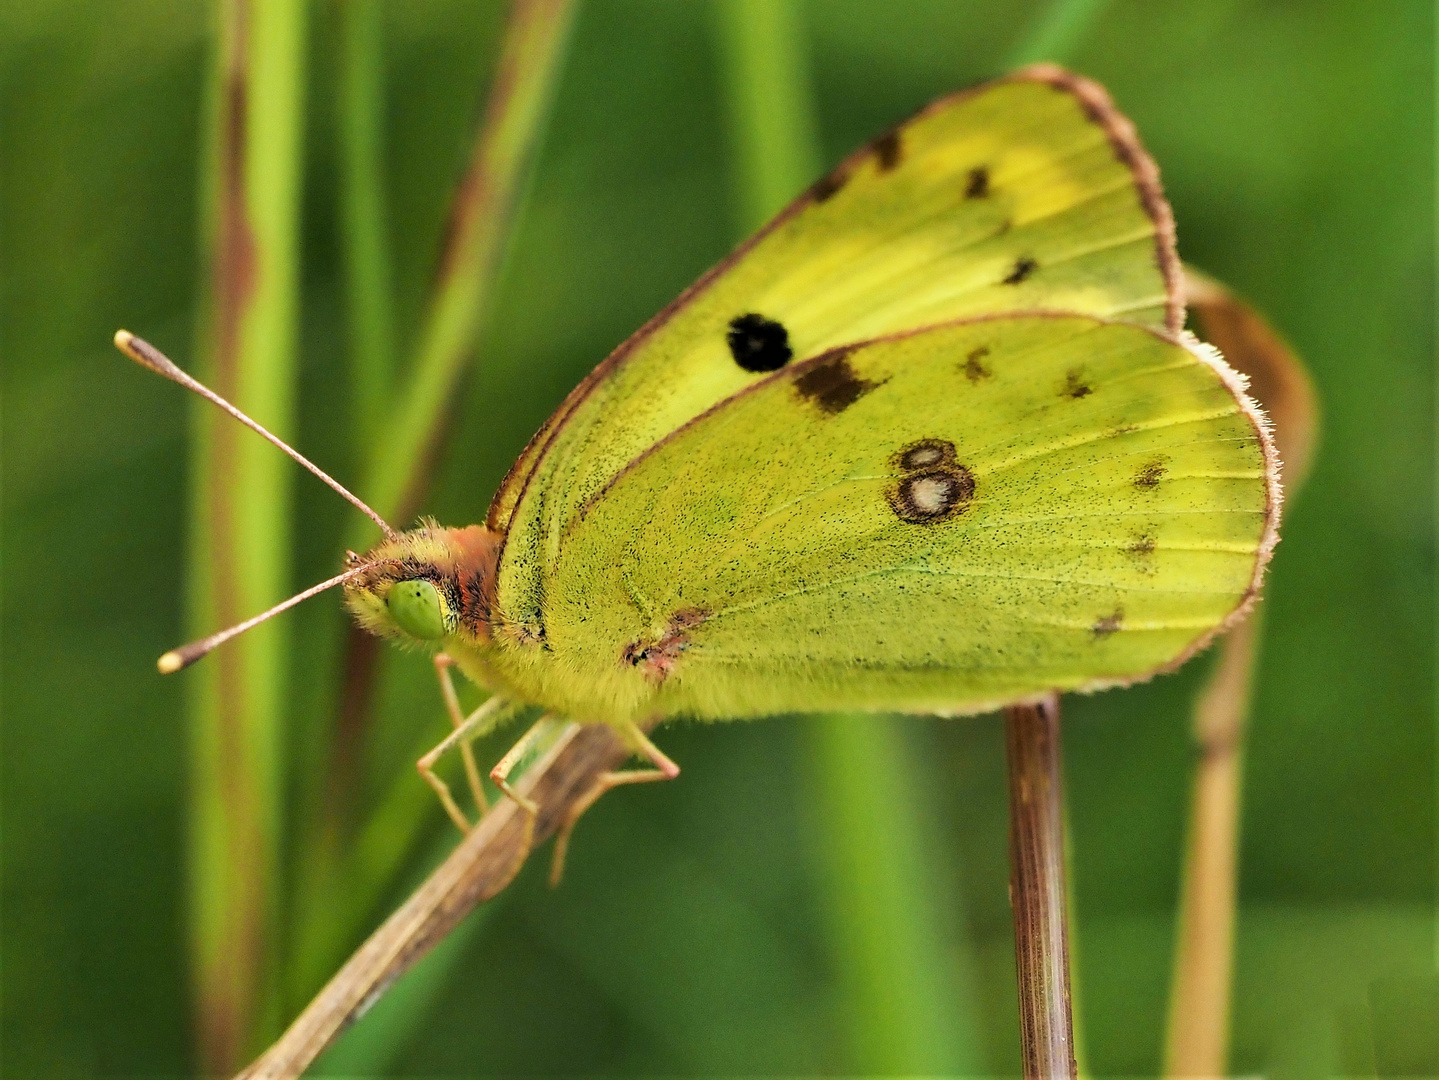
[114, 330, 397, 540]
[157, 562, 387, 674]
[116, 330, 403, 673]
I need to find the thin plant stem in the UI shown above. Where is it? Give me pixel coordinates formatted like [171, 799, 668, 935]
[998, 12, 1112, 1068]
[287, 0, 577, 1014]
[337, 0, 396, 451]
[1003, 0, 1114, 69]
[712, 0, 821, 236]
[188, 0, 307, 1069]
[1163, 269, 1318, 1077]
[1165, 612, 1258, 1077]
[352, 0, 578, 540]
[1005, 694, 1077, 1080]
[283, 0, 397, 1010]
[233, 721, 636, 1080]
[312, 897, 495, 1075]
[713, 0, 977, 1070]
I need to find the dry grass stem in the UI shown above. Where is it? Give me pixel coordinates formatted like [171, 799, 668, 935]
[235, 721, 633, 1080]
[1005, 693, 1077, 1080]
[1185, 268, 1320, 487]
[1165, 613, 1258, 1076]
[1163, 269, 1319, 1077]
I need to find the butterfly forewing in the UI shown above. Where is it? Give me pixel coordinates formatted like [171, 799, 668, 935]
[490, 68, 1182, 642]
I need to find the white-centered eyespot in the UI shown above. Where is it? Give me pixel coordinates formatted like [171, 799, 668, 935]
[887, 466, 975, 523]
[893, 437, 957, 472]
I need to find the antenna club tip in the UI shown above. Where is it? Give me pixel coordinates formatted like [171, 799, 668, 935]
[114, 329, 148, 366]
[157, 650, 185, 675]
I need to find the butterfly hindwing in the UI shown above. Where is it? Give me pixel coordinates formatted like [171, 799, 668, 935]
[488, 316, 1276, 724]
[490, 67, 1183, 642]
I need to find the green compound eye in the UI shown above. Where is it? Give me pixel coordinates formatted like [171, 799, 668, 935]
[387, 579, 449, 641]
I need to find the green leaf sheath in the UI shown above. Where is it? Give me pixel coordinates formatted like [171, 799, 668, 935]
[188, 0, 308, 1069]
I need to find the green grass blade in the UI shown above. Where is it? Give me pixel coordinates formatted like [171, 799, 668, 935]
[337, 0, 396, 450]
[712, 0, 820, 235]
[803, 715, 983, 1072]
[286, 0, 577, 1025]
[713, 0, 981, 1071]
[1003, 0, 1114, 69]
[187, 0, 307, 1069]
[289, 716, 469, 1004]
[352, 0, 578, 540]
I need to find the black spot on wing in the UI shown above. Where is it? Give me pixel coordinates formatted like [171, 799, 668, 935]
[1134, 459, 1167, 489]
[794, 352, 882, 415]
[1092, 608, 1124, 638]
[872, 130, 901, 171]
[1127, 533, 1157, 556]
[963, 346, 992, 382]
[809, 168, 848, 203]
[1003, 257, 1038, 285]
[965, 166, 989, 198]
[1062, 370, 1091, 399]
[727, 313, 793, 372]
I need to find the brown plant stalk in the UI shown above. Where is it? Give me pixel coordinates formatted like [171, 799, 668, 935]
[1163, 268, 1318, 1077]
[237, 721, 634, 1080]
[1005, 693, 1078, 1080]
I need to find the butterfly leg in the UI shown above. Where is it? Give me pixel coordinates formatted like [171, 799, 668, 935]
[434, 653, 487, 815]
[416, 692, 515, 834]
[489, 714, 567, 874]
[548, 721, 679, 887]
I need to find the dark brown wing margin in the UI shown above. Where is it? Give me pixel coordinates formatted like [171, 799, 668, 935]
[1019, 64, 1183, 334]
[485, 65, 1183, 536]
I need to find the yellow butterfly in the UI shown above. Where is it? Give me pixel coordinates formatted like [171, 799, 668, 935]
[120, 65, 1279, 875]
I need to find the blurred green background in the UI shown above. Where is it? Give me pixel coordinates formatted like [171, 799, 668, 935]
[2, 1, 1433, 1077]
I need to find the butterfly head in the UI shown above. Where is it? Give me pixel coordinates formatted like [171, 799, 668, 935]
[343, 520, 501, 648]
[115, 331, 513, 673]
